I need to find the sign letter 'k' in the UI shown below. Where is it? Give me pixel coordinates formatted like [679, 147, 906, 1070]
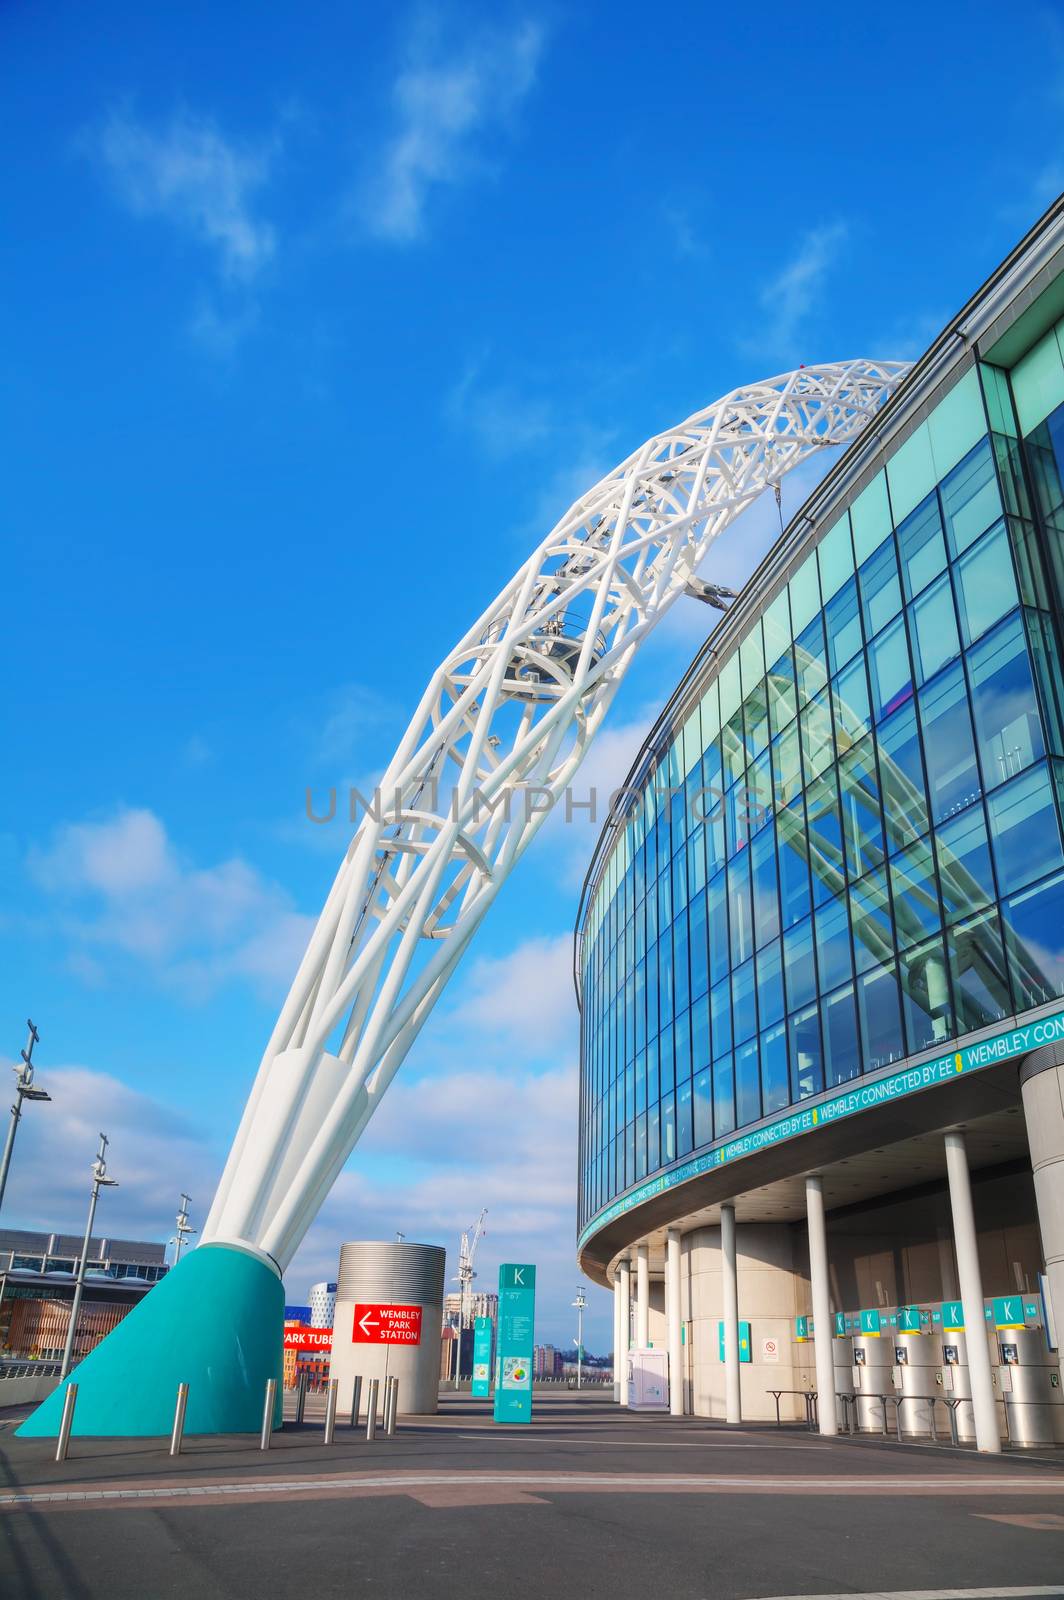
[513, 1269, 524, 1285]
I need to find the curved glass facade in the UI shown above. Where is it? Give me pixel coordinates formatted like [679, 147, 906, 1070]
[578, 319, 1064, 1237]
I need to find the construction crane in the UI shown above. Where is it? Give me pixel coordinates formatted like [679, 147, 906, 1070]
[456, 1209, 487, 1331]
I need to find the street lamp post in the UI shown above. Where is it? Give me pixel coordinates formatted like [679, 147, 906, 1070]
[572, 1286, 587, 1390]
[60, 1134, 119, 1381]
[173, 1194, 196, 1265]
[0, 1020, 49, 1219]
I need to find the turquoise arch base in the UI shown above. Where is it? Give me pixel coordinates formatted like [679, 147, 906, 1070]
[17, 1243, 284, 1437]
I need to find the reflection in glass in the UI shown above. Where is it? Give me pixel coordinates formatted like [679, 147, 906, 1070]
[840, 739, 884, 877]
[941, 438, 1002, 557]
[825, 577, 863, 674]
[935, 803, 995, 921]
[919, 662, 982, 823]
[713, 1054, 735, 1137]
[968, 612, 1045, 789]
[795, 616, 828, 705]
[735, 1038, 761, 1126]
[897, 492, 947, 601]
[767, 649, 798, 737]
[947, 908, 1010, 1029]
[833, 655, 872, 754]
[733, 958, 758, 1043]
[850, 867, 893, 973]
[857, 961, 905, 1071]
[694, 1067, 712, 1147]
[878, 702, 929, 851]
[823, 985, 861, 1086]
[1002, 869, 1064, 1009]
[815, 892, 851, 992]
[778, 794, 811, 926]
[898, 935, 952, 1053]
[761, 1021, 790, 1112]
[910, 573, 960, 684]
[955, 522, 1018, 647]
[869, 615, 913, 720]
[756, 939, 786, 1026]
[751, 825, 780, 947]
[890, 838, 941, 948]
[784, 915, 817, 1011]
[987, 763, 1064, 895]
[788, 1003, 823, 1099]
[859, 536, 903, 637]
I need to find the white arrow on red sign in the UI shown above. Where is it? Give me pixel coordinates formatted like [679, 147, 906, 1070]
[358, 1310, 379, 1337]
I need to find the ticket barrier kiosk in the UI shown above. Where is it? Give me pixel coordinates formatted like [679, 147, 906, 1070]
[851, 1332, 895, 1433]
[893, 1330, 939, 1438]
[993, 1326, 1064, 1447]
[833, 1334, 855, 1430]
[939, 1332, 976, 1445]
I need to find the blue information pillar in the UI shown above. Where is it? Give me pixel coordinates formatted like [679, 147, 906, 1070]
[493, 1263, 536, 1423]
[471, 1315, 494, 1398]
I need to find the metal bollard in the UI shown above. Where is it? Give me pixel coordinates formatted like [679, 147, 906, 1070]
[295, 1370, 308, 1424]
[323, 1379, 339, 1445]
[55, 1382, 78, 1463]
[349, 1375, 363, 1428]
[365, 1378, 379, 1441]
[170, 1382, 189, 1457]
[386, 1377, 399, 1436]
[260, 1378, 277, 1450]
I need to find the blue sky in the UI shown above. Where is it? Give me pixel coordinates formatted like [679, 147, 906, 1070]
[2, 1, 1062, 1350]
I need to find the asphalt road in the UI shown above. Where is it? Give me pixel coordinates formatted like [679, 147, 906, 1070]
[2, 1394, 1063, 1600]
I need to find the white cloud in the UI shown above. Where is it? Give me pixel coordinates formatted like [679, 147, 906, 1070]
[742, 221, 849, 360]
[91, 108, 277, 280]
[363, 18, 546, 242]
[28, 807, 313, 1001]
[0, 1064, 219, 1249]
[453, 934, 577, 1055]
[446, 362, 553, 458]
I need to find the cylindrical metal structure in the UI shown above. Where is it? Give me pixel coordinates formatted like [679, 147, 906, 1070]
[806, 1176, 837, 1436]
[385, 1376, 399, 1435]
[170, 1382, 189, 1457]
[618, 1257, 631, 1406]
[349, 1373, 363, 1427]
[852, 1331, 895, 1433]
[940, 1329, 976, 1443]
[366, 1377, 379, 1440]
[994, 1326, 1064, 1447]
[635, 1243, 649, 1350]
[944, 1131, 1000, 1453]
[666, 1228, 683, 1417]
[612, 1274, 622, 1403]
[260, 1378, 277, 1449]
[323, 1378, 339, 1444]
[295, 1369, 308, 1423]
[720, 1205, 741, 1425]
[893, 1330, 938, 1438]
[330, 1240, 445, 1415]
[55, 1382, 77, 1463]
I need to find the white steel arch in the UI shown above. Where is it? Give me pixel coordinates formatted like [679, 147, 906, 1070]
[202, 359, 909, 1272]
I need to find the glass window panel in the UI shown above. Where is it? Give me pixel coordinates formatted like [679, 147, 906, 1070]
[850, 867, 893, 974]
[839, 739, 885, 878]
[647, 1100, 660, 1172]
[772, 721, 802, 809]
[728, 848, 753, 966]
[674, 1001, 692, 1080]
[735, 1038, 761, 1127]
[710, 974, 732, 1059]
[789, 555, 822, 636]
[691, 994, 710, 1074]
[676, 1077, 693, 1157]
[760, 1021, 790, 1113]
[757, 938, 786, 1026]
[815, 892, 852, 992]
[890, 838, 941, 950]
[800, 690, 835, 785]
[767, 649, 798, 738]
[718, 654, 741, 723]
[689, 890, 709, 1001]
[888, 421, 936, 523]
[713, 1053, 735, 1138]
[878, 701, 929, 853]
[751, 824, 780, 948]
[935, 803, 995, 922]
[918, 662, 982, 825]
[825, 576, 863, 674]
[794, 616, 828, 706]
[868, 615, 913, 721]
[635, 1114, 648, 1180]
[851, 471, 892, 563]
[659, 1021, 675, 1096]
[743, 680, 770, 761]
[955, 521, 1019, 647]
[764, 587, 793, 658]
[833, 655, 872, 756]
[693, 1067, 713, 1148]
[817, 512, 855, 603]
[929, 368, 986, 477]
[661, 1092, 676, 1165]
[739, 624, 765, 697]
[746, 750, 773, 836]
[1028, 610, 1064, 758]
[783, 914, 816, 1012]
[708, 872, 729, 987]
[896, 492, 947, 601]
[687, 825, 707, 903]
[947, 908, 1011, 1030]
[805, 771, 846, 899]
[856, 961, 905, 1072]
[987, 763, 1064, 895]
[732, 958, 758, 1044]
[788, 1004, 823, 1101]
[899, 935, 952, 1054]
[1002, 868, 1064, 1011]
[823, 984, 861, 1087]
[722, 707, 747, 788]
[910, 573, 961, 685]
[941, 438, 1003, 557]
[1008, 514, 1048, 608]
[968, 612, 1045, 790]
[777, 794, 811, 927]
[859, 537, 902, 638]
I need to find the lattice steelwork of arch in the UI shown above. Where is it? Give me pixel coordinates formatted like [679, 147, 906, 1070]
[202, 359, 910, 1273]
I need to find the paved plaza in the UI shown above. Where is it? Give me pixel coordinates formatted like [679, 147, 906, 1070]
[1, 1394, 1063, 1599]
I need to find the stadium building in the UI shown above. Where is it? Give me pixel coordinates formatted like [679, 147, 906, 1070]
[576, 199, 1064, 1449]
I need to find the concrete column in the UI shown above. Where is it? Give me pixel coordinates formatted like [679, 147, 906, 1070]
[944, 1130, 1000, 1454]
[612, 1274, 621, 1402]
[635, 1242, 649, 1349]
[805, 1175, 837, 1437]
[720, 1203, 741, 1425]
[618, 1258, 631, 1406]
[666, 1228, 683, 1417]
[1021, 1046, 1064, 1347]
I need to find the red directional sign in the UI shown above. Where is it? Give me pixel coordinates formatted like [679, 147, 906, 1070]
[352, 1303, 423, 1345]
[283, 1325, 333, 1351]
